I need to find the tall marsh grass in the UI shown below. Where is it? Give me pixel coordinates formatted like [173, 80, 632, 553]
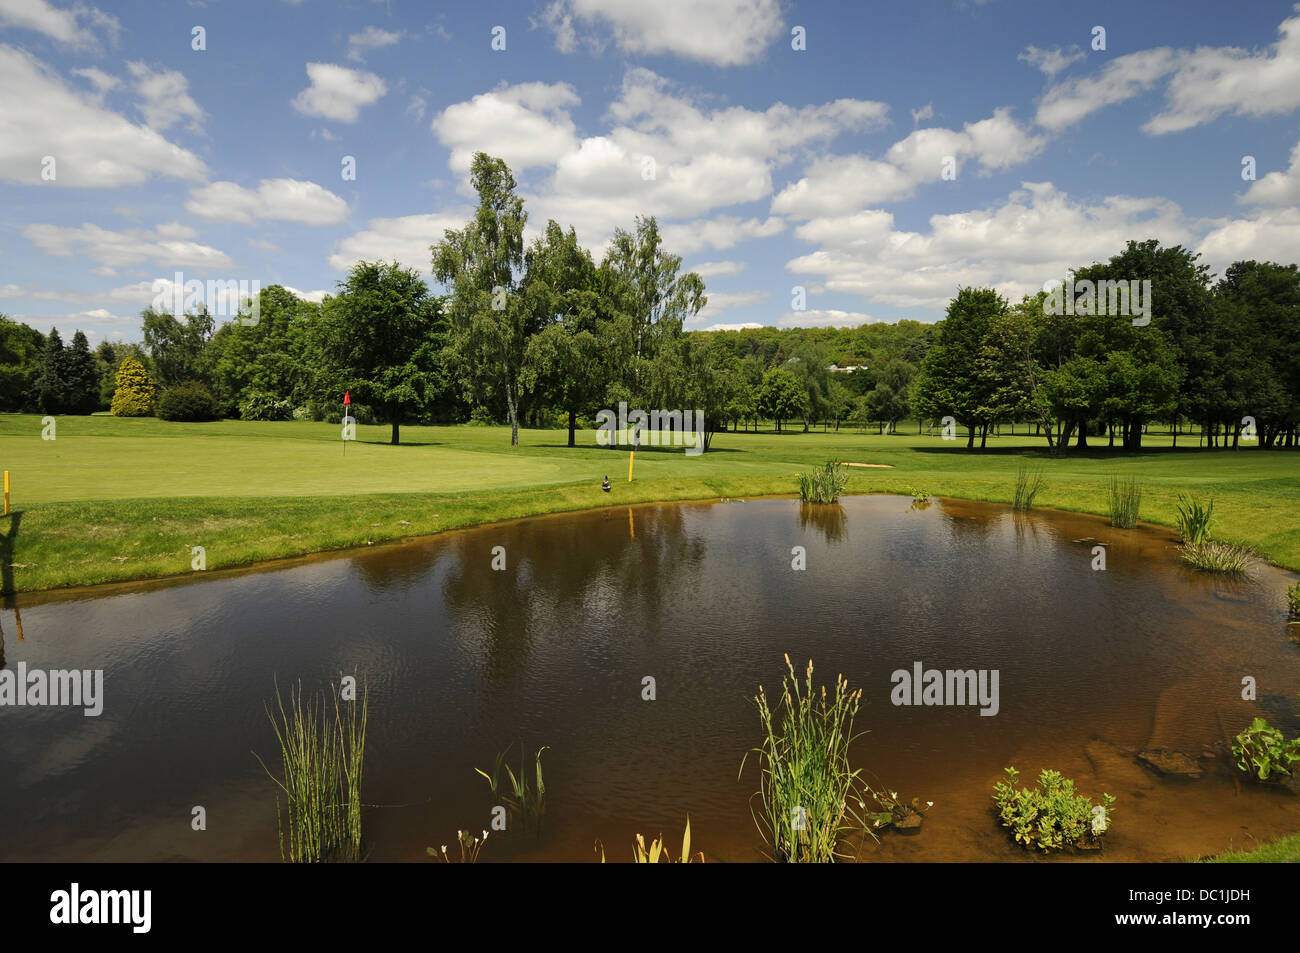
[1013, 463, 1046, 511]
[1107, 475, 1143, 528]
[741, 655, 871, 863]
[798, 461, 848, 504]
[257, 680, 368, 863]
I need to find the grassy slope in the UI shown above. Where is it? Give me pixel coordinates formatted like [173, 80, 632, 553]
[1, 413, 1297, 592]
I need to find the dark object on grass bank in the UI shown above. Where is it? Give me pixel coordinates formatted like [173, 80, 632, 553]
[601, 476, 611, 492]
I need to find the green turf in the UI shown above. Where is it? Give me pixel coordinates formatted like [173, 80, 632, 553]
[1200, 831, 1300, 862]
[0, 413, 1297, 592]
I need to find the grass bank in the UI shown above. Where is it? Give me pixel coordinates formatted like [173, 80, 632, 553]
[1201, 831, 1300, 862]
[1, 414, 1297, 593]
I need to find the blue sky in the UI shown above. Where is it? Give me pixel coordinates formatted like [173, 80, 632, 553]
[2, 0, 1299, 344]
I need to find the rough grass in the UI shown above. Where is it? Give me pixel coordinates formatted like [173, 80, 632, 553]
[1, 414, 1298, 592]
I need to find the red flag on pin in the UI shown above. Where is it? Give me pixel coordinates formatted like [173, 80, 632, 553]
[344, 390, 351, 406]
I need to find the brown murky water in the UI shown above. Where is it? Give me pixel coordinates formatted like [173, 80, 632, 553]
[1, 495, 1297, 862]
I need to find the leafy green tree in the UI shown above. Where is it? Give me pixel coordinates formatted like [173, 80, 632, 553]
[432, 153, 533, 446]
[315, 261, 446, 445]
[110, 356, 156, 417]
[206, 286, 319, 410]
[786, 341, 832, 431]
[758, 367, 805, 432]
[0, 314, 45, 411]
[865, 358, 915, 433]
[913, 287, 1006, 448]
[600, 215, 705, 393]
[519, 221, 605, 447]
[142, 305, 215, 387]
[1214, 260, 1300, 448]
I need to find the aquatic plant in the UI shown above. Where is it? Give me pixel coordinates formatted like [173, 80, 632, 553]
[1012, 463, 1046, 511]
[1106, 475, 1143, 528]
[797, 461, 848, 504]
[741, 655, 873, 863]
[1174, 493, 1214, 544]
[1231, 718, 1300, 781]
[476, 743, 549, 834]
[257, 679, 368, 863]
[1179, 540, 1254, 574]
[906, 486, 929, 502]
[992, 767, 1114, 852]
[596, 817, 704, 863]
[429, 829, 489, 863]
[1287, 580, 1300, 621]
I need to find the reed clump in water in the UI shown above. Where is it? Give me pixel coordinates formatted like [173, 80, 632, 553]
[1106, 475, 1142, 528]
[1172, 493, 1253, 574]
[257, 679, 368, 863]
[742, 655, 872, 863]
[797, 461, 848, 504]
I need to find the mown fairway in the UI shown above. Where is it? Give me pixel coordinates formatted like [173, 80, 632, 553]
[0, 413, 1297, 592]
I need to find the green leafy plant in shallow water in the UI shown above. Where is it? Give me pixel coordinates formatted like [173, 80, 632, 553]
[992, 767, 1114, 852]
[1174, 493, 1215, 544]
[595, 817, 705, 863]
[475, 742, 549, 834]
[1286, 580, 1300, 621]
[1232, 717, 1300, 781]
[797, 461, 849, 504]
[742, 655, 875, 863]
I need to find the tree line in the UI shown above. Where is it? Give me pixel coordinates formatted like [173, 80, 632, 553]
[2, 153, 1296, 452]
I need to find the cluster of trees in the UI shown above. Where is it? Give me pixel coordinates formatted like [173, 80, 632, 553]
[2, 154, 1295, 454]
[913, 241, 1300, 451]
[0, 319, 137, 416]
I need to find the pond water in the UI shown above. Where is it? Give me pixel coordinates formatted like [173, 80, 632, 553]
[1, 495, 1297, 862]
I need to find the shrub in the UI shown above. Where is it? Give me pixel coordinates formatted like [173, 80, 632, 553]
[1232, 717, 1300, 781]
[1179, 540, 1254, 574]
[1287, 581, 1300, 621]
[992, 767, 1114, 852]
[155, 381, 221, 422]
[1107, 475, 1143, 528]
[1175, 493, 1214, 544]
[238, 390, 293, 421]
[468, 406, 496, 426]
[797, 460, 848, 504]
[109, 356, 156, 417]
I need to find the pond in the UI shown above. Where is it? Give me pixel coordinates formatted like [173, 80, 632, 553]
[1, 495, 1297, 862]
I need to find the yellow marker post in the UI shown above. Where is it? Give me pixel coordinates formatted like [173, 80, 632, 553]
[627, 449, 634, 482]
[4, 470, 9, 516]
